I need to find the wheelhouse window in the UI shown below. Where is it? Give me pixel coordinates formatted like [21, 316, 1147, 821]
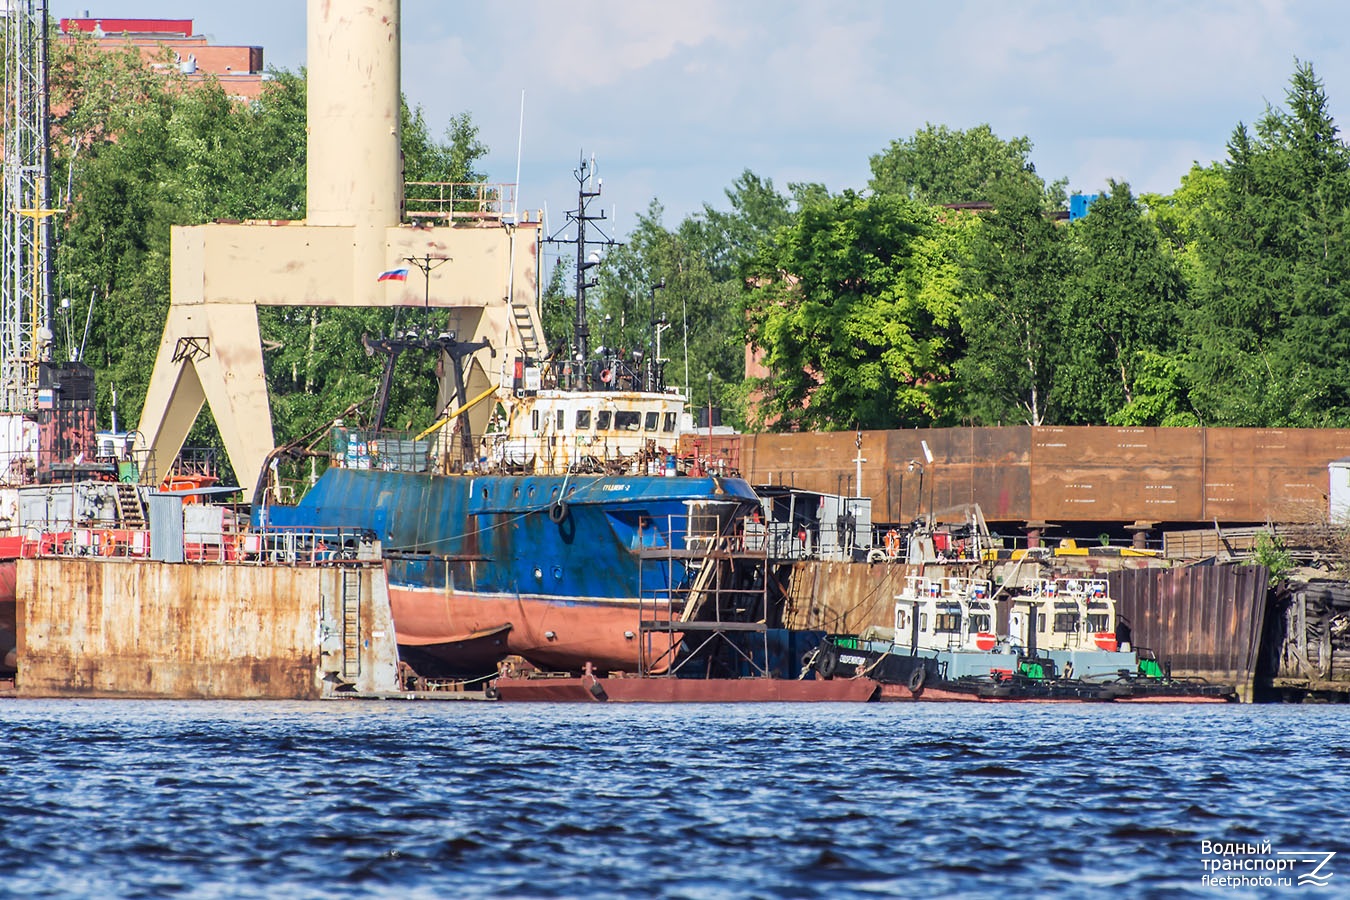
[966, 615, 992, 633]
[662, 412, 677, 433]
[934, 612, 962, 634]
[576, 409, 592, 430]
[615, 411, 641, 431]
[556, 410, 565, 430]
[1053, 613, 1080, 633]
[532, 410, 540, 430]
[597, 410, 612, 430]
[644, 411, 659, 431]
[1087, 613, 1111, 632]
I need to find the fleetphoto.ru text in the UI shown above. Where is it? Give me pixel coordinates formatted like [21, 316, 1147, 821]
[1201, 840, 1335, 889]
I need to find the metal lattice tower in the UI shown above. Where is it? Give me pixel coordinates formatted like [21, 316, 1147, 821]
[1, 0, 53, 414]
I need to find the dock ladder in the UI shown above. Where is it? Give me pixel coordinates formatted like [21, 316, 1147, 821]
[340, 567, 362, 681]
[638, 515, 771, 677]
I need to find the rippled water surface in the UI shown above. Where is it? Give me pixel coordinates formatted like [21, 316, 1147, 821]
[0, 700, 1347, 898]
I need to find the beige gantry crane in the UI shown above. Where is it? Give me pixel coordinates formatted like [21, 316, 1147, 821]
[133, 0, 544, 495]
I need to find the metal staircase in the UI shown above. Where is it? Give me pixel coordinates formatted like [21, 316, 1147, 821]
[115, 483, 146, 528]
[511, 301, 542, 359]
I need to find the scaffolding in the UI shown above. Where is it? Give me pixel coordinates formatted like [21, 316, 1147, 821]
[637, 511, 774, 678]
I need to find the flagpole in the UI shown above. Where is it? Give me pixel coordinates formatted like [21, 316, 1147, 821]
[404, 254, 451, 314]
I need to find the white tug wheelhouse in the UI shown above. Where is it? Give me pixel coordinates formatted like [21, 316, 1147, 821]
[1016, 577, 1119, 652]
[892, 575, 1000, 654]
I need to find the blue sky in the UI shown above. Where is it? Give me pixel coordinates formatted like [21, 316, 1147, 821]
[54, 1, 1350, 240]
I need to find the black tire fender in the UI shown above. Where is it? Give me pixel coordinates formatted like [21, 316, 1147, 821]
[548, 500, 568, 524]
[817, 647, 838, 680]
[908, 665, 927, 693]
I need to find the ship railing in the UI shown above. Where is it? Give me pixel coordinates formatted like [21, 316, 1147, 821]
[92, 446, 156, 486]
[482, 432, 679, 476]
[27, 527, 149, 559]
[331, 426, 434, 474]
[166, 447, 219, 479]
[194, 525, 377, 566]
[403, 182, 517, 223]
[740, 517, 877, 562]
[29, 523, 376, 567]
[676, 433, 741, 478]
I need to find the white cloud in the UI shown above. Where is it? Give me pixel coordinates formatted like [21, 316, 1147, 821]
[52, 0, 1350, 226]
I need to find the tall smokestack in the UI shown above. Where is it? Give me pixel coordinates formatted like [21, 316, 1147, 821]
[306, 0, 401, 229]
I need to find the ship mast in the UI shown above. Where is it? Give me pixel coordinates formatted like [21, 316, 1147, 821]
[548, 156, 617, 390]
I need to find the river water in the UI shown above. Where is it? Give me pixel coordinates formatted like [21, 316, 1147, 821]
[0, 700, 1345, 898]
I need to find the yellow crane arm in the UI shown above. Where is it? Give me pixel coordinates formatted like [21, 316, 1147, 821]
[415, 384, 499, 441]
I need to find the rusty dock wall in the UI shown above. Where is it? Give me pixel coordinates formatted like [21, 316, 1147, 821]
[780, 560, 919, 635]
[15, 558, 399, 699]
[1109, 566, 1269, 702]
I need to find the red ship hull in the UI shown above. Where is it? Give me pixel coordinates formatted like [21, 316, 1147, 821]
[389, 584, 683, 678]
[495, 673, 879, 703]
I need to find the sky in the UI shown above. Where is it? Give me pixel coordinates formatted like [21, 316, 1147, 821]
[52, 1, 1350, 243]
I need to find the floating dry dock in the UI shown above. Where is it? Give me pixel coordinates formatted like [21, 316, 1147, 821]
[14, 554, 399, 700]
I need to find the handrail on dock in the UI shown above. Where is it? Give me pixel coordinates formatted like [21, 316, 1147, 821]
[23, 523, 378, 567]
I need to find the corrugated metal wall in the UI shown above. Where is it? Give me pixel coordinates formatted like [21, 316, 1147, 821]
[1108, 564, 1269, 700]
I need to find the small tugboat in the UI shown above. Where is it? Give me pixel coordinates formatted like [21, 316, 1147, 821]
[1015, 578, 1236, 702]
[811, 573, 1236, 703]
[809, 575, 1115, 702]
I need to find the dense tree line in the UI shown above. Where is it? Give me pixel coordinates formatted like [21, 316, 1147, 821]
[587, 61, 1350, 432]
[45, 41, 1350, 449]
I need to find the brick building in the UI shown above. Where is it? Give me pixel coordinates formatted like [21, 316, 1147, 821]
[59, 17, 266, 101]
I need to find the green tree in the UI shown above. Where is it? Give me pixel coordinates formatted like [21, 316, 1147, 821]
[955, 177, 1071, 425]
[52, 39, 184, 433]
[1140, 163, 1226, 289]
[1054, 181, 1188, 423]
[688, 170, 794, 281]
[587, 201, 748, 424]
[745, 190, 961, 431]
[1107, 350, 1200, 427]
[869, 123, 1066, 208]
[537, 261, 573, 358]
[1186, 61, 1350, 426]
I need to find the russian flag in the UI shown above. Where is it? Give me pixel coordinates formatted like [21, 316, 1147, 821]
[377, 267, 409, 282]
